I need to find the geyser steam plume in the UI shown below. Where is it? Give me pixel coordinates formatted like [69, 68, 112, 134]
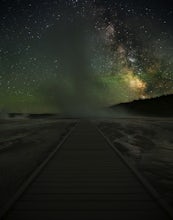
[39, 6, 105, 114]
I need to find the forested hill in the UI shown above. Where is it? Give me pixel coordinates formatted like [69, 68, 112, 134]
[112, 94, 173, 117]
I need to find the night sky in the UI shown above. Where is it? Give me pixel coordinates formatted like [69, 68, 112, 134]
[0, 0, 173, 113]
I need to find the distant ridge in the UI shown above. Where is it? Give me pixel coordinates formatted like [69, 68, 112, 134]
[112, 94, 173, 117]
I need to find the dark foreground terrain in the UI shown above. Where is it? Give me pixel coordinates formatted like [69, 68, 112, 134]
[99, 117, 173, 206]
[0, 116, 173, 219]
[0, 117, 75, 208]
[1, 120, 172, 220]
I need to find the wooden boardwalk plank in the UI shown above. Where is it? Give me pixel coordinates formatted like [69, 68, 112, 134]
[20, 193, 152, 201]
[13, 200, 159, 210]
[5, 210, 167, 220]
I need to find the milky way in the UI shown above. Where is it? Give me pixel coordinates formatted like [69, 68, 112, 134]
[0, 0, 173, 113]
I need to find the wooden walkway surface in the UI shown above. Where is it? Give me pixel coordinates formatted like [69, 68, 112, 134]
[2, 121, 172, 219]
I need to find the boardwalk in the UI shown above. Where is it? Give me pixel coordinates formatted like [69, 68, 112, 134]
[2, 121, 172, 219]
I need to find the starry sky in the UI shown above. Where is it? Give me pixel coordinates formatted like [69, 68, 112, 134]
[0, 0, 173, 113]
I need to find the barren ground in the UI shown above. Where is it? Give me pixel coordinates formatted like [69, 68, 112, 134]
[98, 117, 173, 206]
[0, 117, 75, 208]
